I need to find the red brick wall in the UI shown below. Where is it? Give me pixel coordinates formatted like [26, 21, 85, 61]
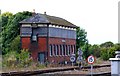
[21, 37, 47, 60]
[49, 37, 76, 44]
[21, 37, 31, 49]
[38, 37, 47, 52]
[48, 37, 76, 63]
[30, 37, 47, 60]
[21, 37, 76, 63]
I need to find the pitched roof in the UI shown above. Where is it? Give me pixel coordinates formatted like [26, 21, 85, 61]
[19, 13, 77, 28]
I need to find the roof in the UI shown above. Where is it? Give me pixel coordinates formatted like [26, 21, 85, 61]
[19, 13, 77, 28]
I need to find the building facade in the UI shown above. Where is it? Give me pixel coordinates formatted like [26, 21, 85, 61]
[20, 13, 77, 64]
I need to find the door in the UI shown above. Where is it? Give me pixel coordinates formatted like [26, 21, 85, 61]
[38, 52, 45, 64]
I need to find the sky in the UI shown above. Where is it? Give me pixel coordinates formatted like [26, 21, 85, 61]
[0, 0, 119, 45]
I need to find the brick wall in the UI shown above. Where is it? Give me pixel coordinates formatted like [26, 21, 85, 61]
[48, 37, 76, 63]
[21, 37, 76, 63]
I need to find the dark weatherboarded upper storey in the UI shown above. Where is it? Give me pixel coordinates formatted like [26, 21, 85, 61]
[19, 13, 77, 28]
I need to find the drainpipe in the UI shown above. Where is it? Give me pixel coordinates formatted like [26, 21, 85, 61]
[46, 24, 49, 62]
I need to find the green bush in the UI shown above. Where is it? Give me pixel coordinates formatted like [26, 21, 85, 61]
[3, 49, 32, 68]
[100, 48, 109, 60]
[3, 51, 17, 67]
[16, 49, 32, 67]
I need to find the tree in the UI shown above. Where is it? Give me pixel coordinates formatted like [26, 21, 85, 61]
[81, 41, 92, 59]
[76, 27, 88, 59]
[100, 41, 114, 48]
[90, 44, 101, 58]
[76, 27, 87, 50]
[114, 43, 120, 51]
[1, 11, 32, 54]
[10, 35, 20, 52]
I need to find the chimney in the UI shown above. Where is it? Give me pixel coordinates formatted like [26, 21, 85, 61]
[44, 11, 46, 15]
[32, 9, 36, 16]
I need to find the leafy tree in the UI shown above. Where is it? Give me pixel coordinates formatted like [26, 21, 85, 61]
[76, 27, 88, 58]
[76, 27, 87, 49]
[90, 44, 100, 58]
[1, 11, 32, 54]
[10, 35, 20, 52]
[108, 46, 116, 58]
[81, 42, 92, 59]
[1, 12, 13, 26]
[114, 43, 120, 51]
[100, 47, 109, 60]
[100, 41, 114, 48]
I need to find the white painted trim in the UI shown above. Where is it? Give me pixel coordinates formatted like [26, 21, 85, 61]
[109, 58, 120, 61]
[49, 24, 76, 30]
[38, 24, 47, 27]
[22, 24, 31, 27]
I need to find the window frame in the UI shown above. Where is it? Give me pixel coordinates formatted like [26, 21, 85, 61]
[49, 44, 53, 57]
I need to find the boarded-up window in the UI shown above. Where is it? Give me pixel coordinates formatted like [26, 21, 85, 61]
[60, 45, 62, 56]
[53, 44, 56, 56]
[62, 45, 64, 56]
[63, 45, 65, 56]
[71, 45, 73, 54]
[66, 45, 68, 56]
[56, 45, 59, 56]
[68, 45, 71, 55]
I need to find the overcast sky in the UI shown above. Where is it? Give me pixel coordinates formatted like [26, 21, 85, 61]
[0, 0, 119, 45]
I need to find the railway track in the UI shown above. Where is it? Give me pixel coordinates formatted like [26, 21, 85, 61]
[1, 64, 111, 76]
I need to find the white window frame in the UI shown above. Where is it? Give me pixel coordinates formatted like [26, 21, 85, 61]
[49, 44, 53, 57]
[56, 45, 58, 56]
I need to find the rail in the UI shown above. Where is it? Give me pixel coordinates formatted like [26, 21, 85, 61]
[1, 64, 111, 76]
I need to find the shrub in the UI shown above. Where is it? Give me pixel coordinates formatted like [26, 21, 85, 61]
[100, 48, 109, 60]
[3, 49, 32, 68]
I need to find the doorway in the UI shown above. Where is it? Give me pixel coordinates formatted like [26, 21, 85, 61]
[38, 52, 45, 64]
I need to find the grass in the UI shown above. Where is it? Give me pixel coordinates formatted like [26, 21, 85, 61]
[2, 63, 46, 73]
[1, 57, 110, 73]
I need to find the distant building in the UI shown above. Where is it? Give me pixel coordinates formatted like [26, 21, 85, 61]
[19, 12, 77, 64]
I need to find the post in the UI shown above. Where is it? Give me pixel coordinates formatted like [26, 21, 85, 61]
[91, 64, 93, 76]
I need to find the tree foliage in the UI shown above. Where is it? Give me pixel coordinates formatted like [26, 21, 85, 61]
[76, 27, 88, 58]
[1, 11, 32, 54]
[76, 27, 87, 49]
[100, 41, 114, 48]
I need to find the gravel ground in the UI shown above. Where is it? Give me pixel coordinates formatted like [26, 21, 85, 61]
[43, 67, 111, 74]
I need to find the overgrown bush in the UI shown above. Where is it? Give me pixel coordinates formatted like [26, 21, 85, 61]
[3, 49, 32, 68]
[17, 49, 33, 67]
[100, 47, 116, 60]
[3, 51, 17, 67]
[100, 47, 109, 60]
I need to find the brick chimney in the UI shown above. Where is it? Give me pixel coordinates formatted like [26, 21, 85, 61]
[32, 9, 36, 16]
[44, 11, 46, 15]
